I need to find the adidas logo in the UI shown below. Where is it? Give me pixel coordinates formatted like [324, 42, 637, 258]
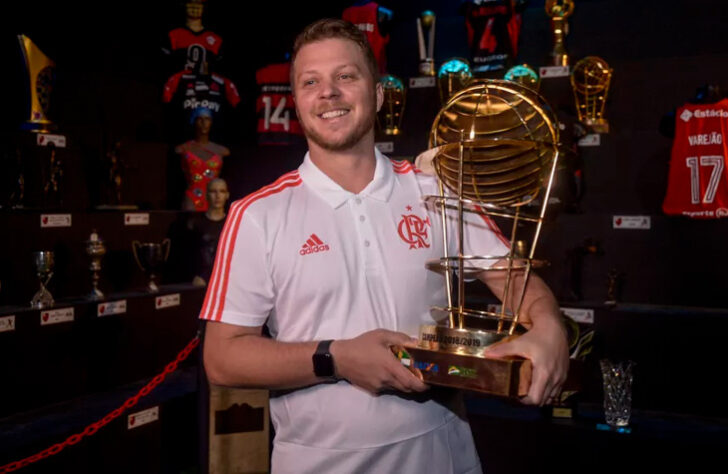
[299, 234, 330, 256]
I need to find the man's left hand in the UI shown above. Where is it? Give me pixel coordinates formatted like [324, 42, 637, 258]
[484, 319, 569, 406]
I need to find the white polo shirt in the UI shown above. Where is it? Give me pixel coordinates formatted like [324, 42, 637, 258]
[200, 148, 509, 451]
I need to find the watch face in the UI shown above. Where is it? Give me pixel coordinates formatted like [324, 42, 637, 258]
[314, 352, 335, 378]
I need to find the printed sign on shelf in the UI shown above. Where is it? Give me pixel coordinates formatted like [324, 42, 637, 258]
[155, 293, 181, 309]
[97, 300, 128, 317]
[409, 76, 436, 88]
[0, 315, 16, 333]
[375, 142, 394, 153]
[36, 133, 67, 148]
[578, 134, 601, 147]
[539, 66, 570, 78]
[127, 406, 159, 430]
[561, 307, 595, 324]
[40, 307, 75, 326]
[124, 213, 150, 226]
[40, 214, 72, 228]
[613, 215, 651, 229]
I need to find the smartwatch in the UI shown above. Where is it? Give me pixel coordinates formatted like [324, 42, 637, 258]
[312, 340, 337, 380]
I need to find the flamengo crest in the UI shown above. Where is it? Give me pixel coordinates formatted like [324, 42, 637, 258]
[397, 205, 431, 249]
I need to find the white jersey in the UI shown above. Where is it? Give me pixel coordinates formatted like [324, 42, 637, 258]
[200, 149, 508, 468]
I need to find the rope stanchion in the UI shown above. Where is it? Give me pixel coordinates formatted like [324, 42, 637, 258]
[0, 336, 200, 473]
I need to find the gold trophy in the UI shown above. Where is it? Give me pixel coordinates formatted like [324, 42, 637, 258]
[397, 80, 560, 398]
[85, 230, 107, 300]
[437, 58, 473, 105]
[416, 10, 436, 76]
[18, 35, 56, 133]
[504, 64, 540, 91]
[571, 56, 612, 133]
[376, 75, 405, 135]
[545, 0, 575, 67]
[31, 251, 55, 309]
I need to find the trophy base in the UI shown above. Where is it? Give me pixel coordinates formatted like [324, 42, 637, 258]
[584, 120, 610, 134]
[30, 293, 54, 309]
[397, 346, 531, 398]
[87, 288, 105, 300]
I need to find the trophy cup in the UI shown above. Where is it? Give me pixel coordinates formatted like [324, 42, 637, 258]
[504, 64, 540, 91]
[545, 0, 575, 67]
[397, 80, 560, 398]
[18, 35, 56, 133]
[376, 75, 405, 135]
[571, 56, 613, 133]
[416, 10, 436, 76]
[85, 230, 107, 300]
[31, 251, 55, 309]
[132, 239, 171, 293]
[437, 58, 473, 105]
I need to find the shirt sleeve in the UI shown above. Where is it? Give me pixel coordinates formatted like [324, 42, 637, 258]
[199, 200, 274, 326]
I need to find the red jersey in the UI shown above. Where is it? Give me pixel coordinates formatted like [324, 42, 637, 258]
[163, 71, 240, 111]
[166, 27, 223, 73]
[461, 0, 520, 73]
[663, 99, 728, 219]
[255, 63, 303, 145]
[342, 2, 390, 73]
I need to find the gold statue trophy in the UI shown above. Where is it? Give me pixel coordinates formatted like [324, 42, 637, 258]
[397, 80, 560, 398]
[18, 35, 56, 132]
[437, 58, 473, 105]
[416, 11, 436, 76]
[376, 75, 405, 135]
[571, 56, 613, 133]
[545, 0, 575, 67]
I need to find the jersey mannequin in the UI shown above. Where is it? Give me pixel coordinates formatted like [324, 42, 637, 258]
[175, 107, 230, 211]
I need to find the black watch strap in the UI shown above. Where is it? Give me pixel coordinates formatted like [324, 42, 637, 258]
[313, 339, 337, 379]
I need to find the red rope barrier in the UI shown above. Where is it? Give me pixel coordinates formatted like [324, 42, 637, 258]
[0, 336, 200, 473]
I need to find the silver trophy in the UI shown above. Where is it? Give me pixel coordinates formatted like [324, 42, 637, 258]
[31, 251, 55, 309]
[132, 239, 171, 293]
[85, 230, 107, 300]
[417, 10, 436, 76]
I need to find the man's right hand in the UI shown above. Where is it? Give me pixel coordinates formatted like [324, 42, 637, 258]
[330, 329, 429, 395]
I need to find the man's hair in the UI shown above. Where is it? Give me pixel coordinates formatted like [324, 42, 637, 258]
[290, 19, 379, 87]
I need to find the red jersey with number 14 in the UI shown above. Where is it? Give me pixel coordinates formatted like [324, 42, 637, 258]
[663, 99, 728, 219]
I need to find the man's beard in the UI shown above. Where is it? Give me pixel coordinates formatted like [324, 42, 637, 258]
[299, 98, 377, 152]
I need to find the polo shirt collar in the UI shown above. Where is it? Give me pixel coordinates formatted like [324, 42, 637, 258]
[298, 148, 395, 208]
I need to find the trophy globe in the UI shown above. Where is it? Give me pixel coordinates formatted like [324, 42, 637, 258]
[401, 80, 561, 397]
[571, 56, 613, 133]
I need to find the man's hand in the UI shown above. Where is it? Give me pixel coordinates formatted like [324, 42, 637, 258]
[484, 319, 569, 406]
[331, 329, 429, 395]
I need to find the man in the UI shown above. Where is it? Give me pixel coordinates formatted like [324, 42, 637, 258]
[201, 19, 568, 473]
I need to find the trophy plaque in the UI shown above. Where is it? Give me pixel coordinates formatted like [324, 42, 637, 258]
[504, 64, 540, 91]
[31, 251, 55, 309]
[416, 10, 436, 76]
[132, 239, 171, 293]
[376, 75, 405, 135]
[86, 230, 107, 300]
[545, 0, 575, 67]
[571, 56, 613, 133]
[397, 80, 561, 398]
[437, 58, 473, 105]
[18, 35, 56, 133]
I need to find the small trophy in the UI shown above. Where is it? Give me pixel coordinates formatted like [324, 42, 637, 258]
[571, 56, 613, 133]
[31, 251, 55, 309]
[85, 230, 107, 300]
[416, 10, 436, 76]
[377, 75, 405, 135]
[504, 64, 540, 91]
[437, 58, 473, 105]
[132, 239, 171, 293]
[545, 0, 575, 67]
[397, 81, 561, 398]
[18, 35, 56, 133]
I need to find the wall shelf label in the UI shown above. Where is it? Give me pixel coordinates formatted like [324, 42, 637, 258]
[613, 215, 651, 229]
[127, 406, 159, 430]
[124, 213, 150, 226]
[40, 214, 72, 228]
[155, 293, 181, 309]
[40, 307, 74, 325]
[97, 300, 127, 317]
[561, 307, 595, 324]
[37, 133, 67, 148]
[0, 315, 16, 333]
[578, 134, 601, 147]
[409, 76, 436, 88]
[539, 66, 570, 78]
[375, 141, 394, 153]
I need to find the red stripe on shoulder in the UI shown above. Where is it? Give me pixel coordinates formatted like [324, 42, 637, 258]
[200, 172, 301, 322]
[391, 159, 417, 174]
